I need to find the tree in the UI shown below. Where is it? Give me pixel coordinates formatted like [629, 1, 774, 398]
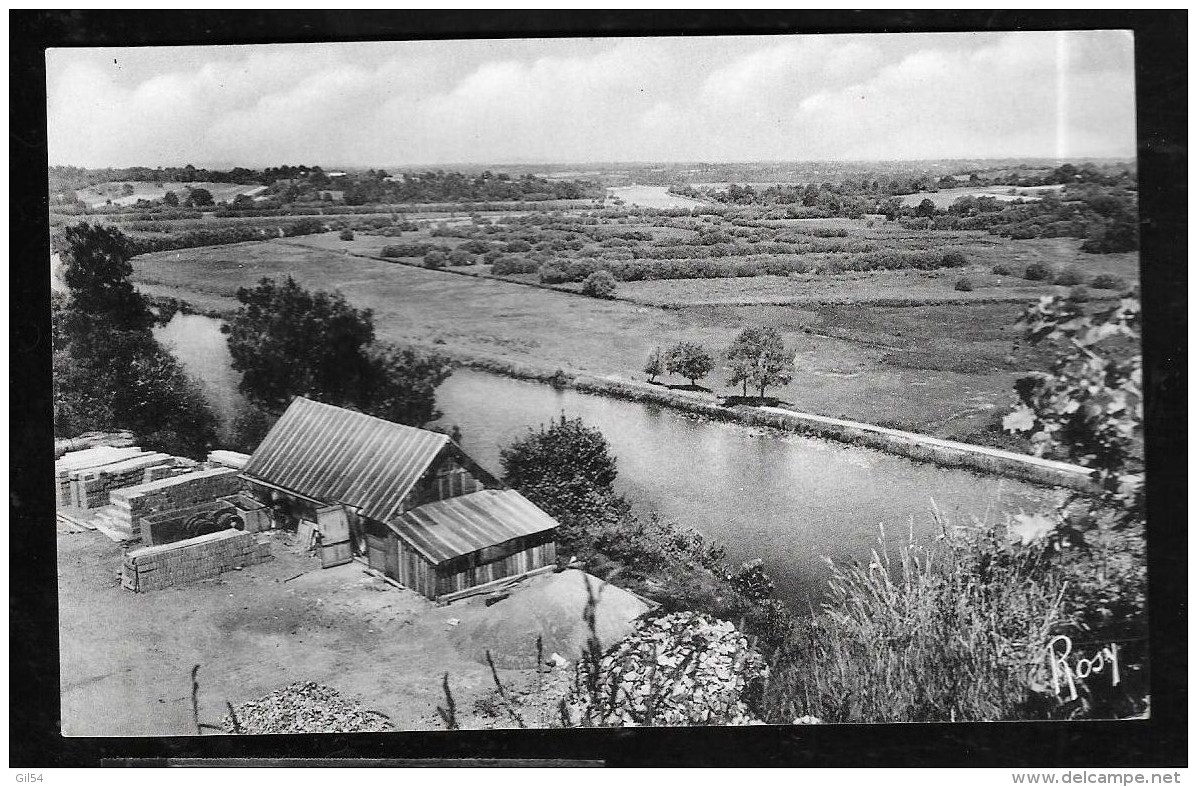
[915, 198, 937, 218]
[500, 415, 623, 551]
[643, 347, 665, 383]
[226, 277, 378, 411]
[725, 326, 795, 398]
[188, 187, 214, 207]
[1003, 296, 1142, 524]
[52, 223, 217, 456]
[580, 270, 617, 298]
[665, 341, 715, 387]
[360, 342, 454, 426]
[162, 189, 179, 208]
[58, 222, 153, 339]
[225, 276, 452, 427]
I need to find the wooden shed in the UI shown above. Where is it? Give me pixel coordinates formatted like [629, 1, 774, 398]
[366, 489, 558, 601]
[241, 397, 559, 598]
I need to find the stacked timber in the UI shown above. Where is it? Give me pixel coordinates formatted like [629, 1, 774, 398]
[207, 450, 251, 470]
[121, 529, 271, 592]
[69, 452, 174, 509]
[54, 430, 136, 460]
[142, 458, 200, 484]
[54, 446, 144, 508]
[104, 467, 243, 541]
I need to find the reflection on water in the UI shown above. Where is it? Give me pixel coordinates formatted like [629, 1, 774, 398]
[157, 313, 1057, 606]
[152, 314, 247, 443]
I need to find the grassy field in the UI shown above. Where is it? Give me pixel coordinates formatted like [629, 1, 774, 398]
[897, 184, 1065, 209]
[75, 181, 265, 208]
[129, 232, 1094, 442]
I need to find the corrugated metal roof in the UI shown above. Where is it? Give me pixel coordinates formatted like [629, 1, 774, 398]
[388, 489, 558, 564]
[242, 397, 448, 522]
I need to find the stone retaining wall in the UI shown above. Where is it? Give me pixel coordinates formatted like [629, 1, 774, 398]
[121, 529, 270, 592]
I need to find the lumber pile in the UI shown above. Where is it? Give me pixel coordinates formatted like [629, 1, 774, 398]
[207, 450, 251, 470]
[68, 451, 175, 509]
[54, 446, 144, 507]
[121, 529, 271, 592]
[105, 467, 243, 541]
[54, 430, 136, 459]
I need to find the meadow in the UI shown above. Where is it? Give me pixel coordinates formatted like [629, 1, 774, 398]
[128, 224, 1118, 447]
[897, 184, 1065, 209]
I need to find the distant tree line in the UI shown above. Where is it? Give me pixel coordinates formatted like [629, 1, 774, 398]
[340, 170, 602, 206]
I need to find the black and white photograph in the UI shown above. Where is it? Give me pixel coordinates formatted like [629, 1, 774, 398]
[11, 10, 1187, 769]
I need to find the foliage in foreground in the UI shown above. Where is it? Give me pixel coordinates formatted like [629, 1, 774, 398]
[564, 611, 767, 727]
[761, 505, 1146, 723]
[761, 517, 1071, 723]
[1004, 295, 1143, 523]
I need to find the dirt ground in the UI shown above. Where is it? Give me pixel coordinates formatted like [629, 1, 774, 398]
[56, 523, 612, 736]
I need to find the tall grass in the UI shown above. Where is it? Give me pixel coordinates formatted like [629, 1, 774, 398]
[758, 514, 1072, 723]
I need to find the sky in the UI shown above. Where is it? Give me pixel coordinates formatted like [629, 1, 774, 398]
[46, 31, 1137, 168]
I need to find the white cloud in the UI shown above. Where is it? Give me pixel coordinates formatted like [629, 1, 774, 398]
[46, 31, 1138, 167]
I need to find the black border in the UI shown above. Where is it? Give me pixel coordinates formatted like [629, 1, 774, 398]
[10, 10, 1187, 767]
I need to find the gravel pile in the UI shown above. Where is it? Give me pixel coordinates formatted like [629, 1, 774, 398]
[566, 612, 768, 727]
[222, 682, 394, 734]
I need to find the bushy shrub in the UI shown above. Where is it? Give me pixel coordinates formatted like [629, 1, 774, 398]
[490, 256, 540, 275]
[1067, 285, 1091, 302]
[447, 249, 473, 266]
[538, 262, 572, 285]
[580, 269, 617, 298]
[283, 217, 326, 237]
[1055, 266, 1085, 285]
[457, 239, 491, 255]
[992, 263, 1014, 276]
[1089, 273, 1127, 290]
[1023, 261, 1053, 281]
[941, 251, 968, 267]
[423, 251, 446, 269]
[954, 276, 974, 292]
[338, 229, 354, 241]
[380, 242, 445, 258]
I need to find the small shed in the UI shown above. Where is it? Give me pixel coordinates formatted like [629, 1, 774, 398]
[242, 397, 559, 598]
[367, 488, 558, 601]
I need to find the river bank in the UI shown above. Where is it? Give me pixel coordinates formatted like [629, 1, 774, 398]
[415, 343, 1094, 492]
